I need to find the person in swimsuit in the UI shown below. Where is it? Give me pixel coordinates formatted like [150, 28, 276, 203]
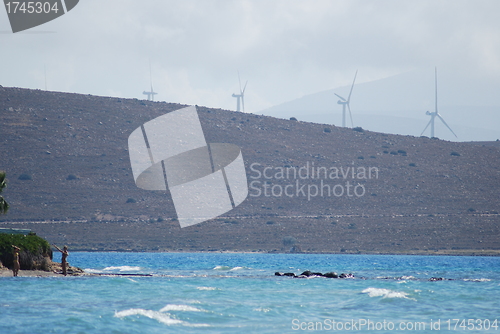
[12, 245, 20, 277]
[53, 245, 69, 276]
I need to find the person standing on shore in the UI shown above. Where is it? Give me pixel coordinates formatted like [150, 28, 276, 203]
[12, 245, 20, 277]
[53, 245, 69, 276]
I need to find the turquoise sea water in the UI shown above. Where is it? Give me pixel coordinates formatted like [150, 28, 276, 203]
[1, 253, 499, 333]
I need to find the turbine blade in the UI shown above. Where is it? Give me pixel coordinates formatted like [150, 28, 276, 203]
[435, 67, 438, 113]
[347, 69, 358, 102]
[437, 114, 457, 137]
[347, 103, 354, 127]
[242, 80, 247, 94]
[420, 118, 433, 136]
[238, 71, 242, 92]
[334, 93, 346, 101]
[149, 59, 153, 91]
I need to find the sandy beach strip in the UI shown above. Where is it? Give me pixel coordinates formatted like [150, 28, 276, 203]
[0, 268, 87, 277]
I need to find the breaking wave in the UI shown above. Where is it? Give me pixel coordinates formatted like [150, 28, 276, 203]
[197, 287, 218, 291]
[362, 287, 414, 300]
[159, 304, 204, 312]
[213, 265, 249, 271]
[115, 308, 182, 325]
[103, 266, 142, 272]
[463, 278, 491, 282]
[115, 304, 209, 327]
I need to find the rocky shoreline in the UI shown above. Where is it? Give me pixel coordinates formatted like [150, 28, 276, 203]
[0, 261, 84, 277]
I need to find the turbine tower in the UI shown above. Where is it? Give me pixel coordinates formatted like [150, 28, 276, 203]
[420, 67, 457, 138]
[143, 62, 157, 101]
[232, 72, 247, 112]
[335, 70, 357, 127]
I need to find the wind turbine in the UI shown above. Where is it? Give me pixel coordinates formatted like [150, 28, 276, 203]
[232, 72, 247, 112]
[44, 64, 47, 90]
[143, 61, 157, 101]
[420, 67, 457, 138]
[335, 70, 357, 127]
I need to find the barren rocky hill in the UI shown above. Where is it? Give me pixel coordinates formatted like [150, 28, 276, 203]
[0, 86, 499, 254]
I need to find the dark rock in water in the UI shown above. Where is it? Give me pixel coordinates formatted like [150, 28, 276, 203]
[298, 271, 324, 278]
[323, 272, 339, 278]
[339, 273, 354, 278]
[275, 270, 354, 279]
[429, 277, 444, 281]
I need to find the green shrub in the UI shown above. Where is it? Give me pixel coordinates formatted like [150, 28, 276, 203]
[0, 234, 52, 270]
[353, 127, 364, 133]
[282, 236, 297, 247]
[450, 151, 461, 156]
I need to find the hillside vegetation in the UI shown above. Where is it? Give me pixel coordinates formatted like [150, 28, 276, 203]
[0, 86, 499, 254]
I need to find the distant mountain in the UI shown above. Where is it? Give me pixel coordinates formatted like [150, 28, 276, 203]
[260, 70, 500, 142]
[1, 86, 499, 254]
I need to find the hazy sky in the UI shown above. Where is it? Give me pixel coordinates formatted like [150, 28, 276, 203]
[1, 0, 499, 113]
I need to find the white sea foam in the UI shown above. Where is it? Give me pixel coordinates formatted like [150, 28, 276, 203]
[159, 304, 204, 312]
[230, 266, 245, 271]
[115, 306, 209, 327]
[213, 265, 248, 271]
[213, 265, 231, 270]
[115, 308, 183, 325]
[362, 287, 414, 300]
[197, 287, 218, 291]
[103, 266, 141, 272]
[464, 278, 491, 282]
[254, 307, 271, 312]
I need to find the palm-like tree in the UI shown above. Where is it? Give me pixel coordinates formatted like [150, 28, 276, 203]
[0, 171, 9, 215]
